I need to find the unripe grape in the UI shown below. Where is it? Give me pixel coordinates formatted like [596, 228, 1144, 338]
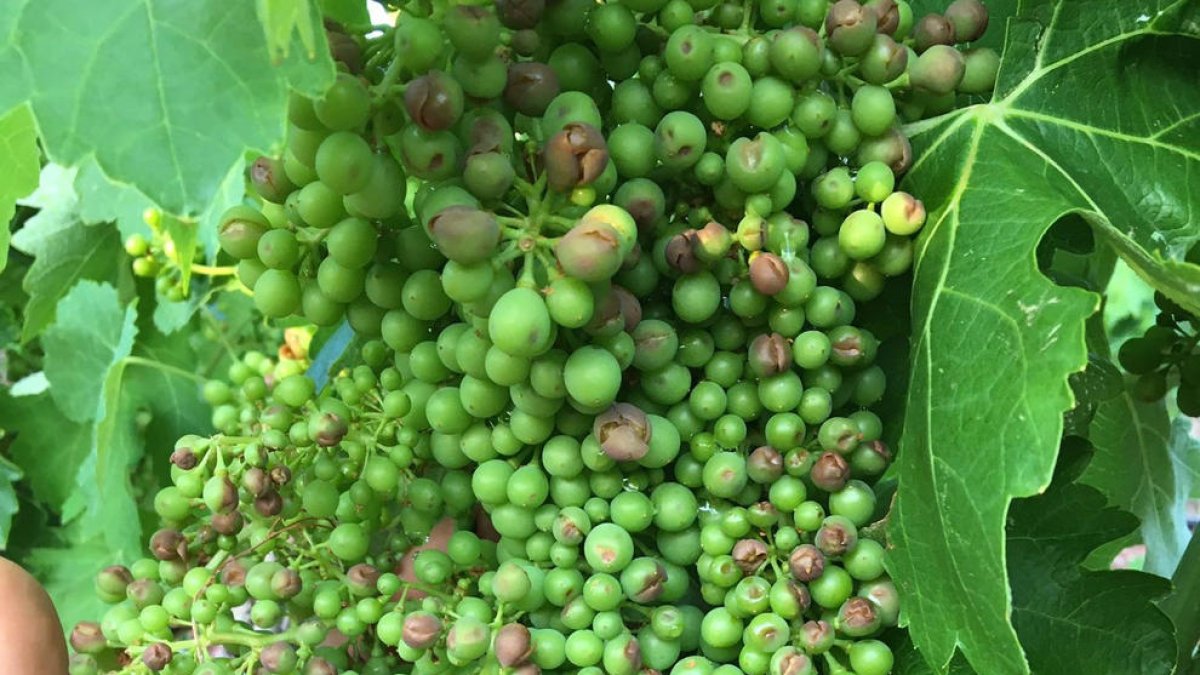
[394, 17, 446, 73]
[425, 206, 500, 265]
[960, 47, 1001, 94]
[911, 44, 966, 94]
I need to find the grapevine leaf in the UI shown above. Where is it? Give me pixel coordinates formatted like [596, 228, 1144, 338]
[73, 158, 155, 241]
[152, 277, 216, 335]
[0, 0, 334, 217]
[894, 634, 976, 675]
[258, 0, 320, 62]
[889, 3, 1200, 671]
[320, 0, 371, 26]
[11, 166, 122, 342]
[1007, 479, 1176, 674]
[0, 389, 91, 511]
[0, 454, 20, 549]
[25, 529, 128, 639]
[0, 103, 40, 273]
[42, 282, 139, 424]
[1082, 397, 1196, 577]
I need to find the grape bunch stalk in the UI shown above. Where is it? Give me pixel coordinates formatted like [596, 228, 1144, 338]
[68, 0, 996, 673]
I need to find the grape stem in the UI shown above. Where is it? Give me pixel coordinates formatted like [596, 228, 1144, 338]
[372, 56, 404, 98]
[190, 263, 237, 277]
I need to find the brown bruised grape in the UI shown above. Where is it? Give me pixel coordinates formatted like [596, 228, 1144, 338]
[556, 219, 625, 282]
[543, 123, 609, 193]
[426, 206, 501, 264]
[749, 333, 791, 378]
[811, 451, 851, 491]
[149, 528, 186, 561]
[405, 71, 466, 132]
[913, 13, 957, 51]
[857, 128, 913, 175]
[496, 0, 545, 29]
[665, 230, 702, 274]
[495, 623, 534, 667]
[504, 62, 561, 117]
[218, 206, 269, 260]
[749, 252, 790, 295]
[594, 402, 653, 461]
[141, 643, 173, 671]
[815, 515, 858, 555]
[325, 26, 363, 73]
[249, 156, 296, 203]
[733, 538, 769, 573]
[858, 34, 908, 85]
[863, 0, 899, 34]
[69, 622, 105, 655]
[825, 0, 878, 56]
[747, 445, 785, 483]
[402, 612, 442, 649]
[789, 544, 825, 581]
[836, 596, 882, 636]
[944, 0, 989, 42]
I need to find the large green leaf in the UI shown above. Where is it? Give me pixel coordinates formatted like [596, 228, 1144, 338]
[73, 158, 155, 241]
[25, 529, 130, 638]
[1007, 479, 1176, 674]
[11, 165, 123, 341]
[0, 0, 333, 217]
[888, 1, 1200, 672]
[0, 103, 40, 273]
[42, 282, 139, 424]
[0, 389, 91, 511]
[1083, 398, 1196, 577]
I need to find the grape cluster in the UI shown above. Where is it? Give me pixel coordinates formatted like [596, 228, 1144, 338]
[76, 0, 996, 673]
[1118, 292, 1200, 415]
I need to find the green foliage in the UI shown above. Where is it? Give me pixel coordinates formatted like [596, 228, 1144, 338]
[1008, 476, 1176, 674]
[0, 0, 334, 218]
[889, 2, 1200, 672]
[0, 104, 40, 273]
[11, 166, 125, 342]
